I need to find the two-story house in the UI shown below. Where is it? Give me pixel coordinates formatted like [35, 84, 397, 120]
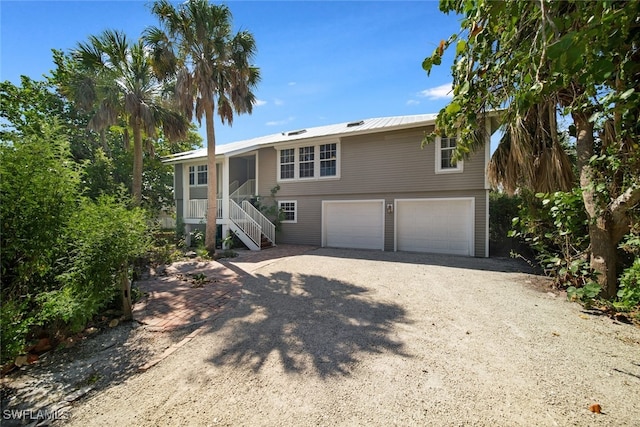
[165, 113, 498, 257]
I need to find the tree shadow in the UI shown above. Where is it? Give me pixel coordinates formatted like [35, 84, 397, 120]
[307, 247, 539, 274]
[206, 265, 410, 378]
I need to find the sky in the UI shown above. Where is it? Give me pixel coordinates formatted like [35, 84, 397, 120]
[1, 1, 463, 147]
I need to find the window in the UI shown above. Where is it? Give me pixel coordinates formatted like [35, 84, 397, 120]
[280, 148, 295, 180]
[189, 164, 208, 186]
[320, 143, 337, 177]
[299, 146, 315, 178]
[436, 136, 463, 173]
[277, 141, 339, 181]
[278, 200, 297, 223]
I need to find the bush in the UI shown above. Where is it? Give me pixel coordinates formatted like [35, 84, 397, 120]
[511, 189, 593, 288]
[616, 259, 640, 310]
[39, 196, 151, 331]
[0, 300, 31, 364]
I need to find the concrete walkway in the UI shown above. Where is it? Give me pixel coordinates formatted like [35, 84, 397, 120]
[133, 245, 317, 331]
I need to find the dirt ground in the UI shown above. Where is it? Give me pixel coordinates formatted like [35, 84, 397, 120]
[3, 248, 640, 426]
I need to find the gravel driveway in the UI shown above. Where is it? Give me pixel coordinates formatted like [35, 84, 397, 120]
[66, 248, 640, 426]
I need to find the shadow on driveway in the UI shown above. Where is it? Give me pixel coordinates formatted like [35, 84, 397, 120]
[205, 262, 410, 378]
[306, 247, 539, 274]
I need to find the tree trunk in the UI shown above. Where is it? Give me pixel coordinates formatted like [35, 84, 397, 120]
[120, 263, 132, 320]
[132, 119, 143, 205]
[573, 111, 618, 298]
[204, 104, 218, 255]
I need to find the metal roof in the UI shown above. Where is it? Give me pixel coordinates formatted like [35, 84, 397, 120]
[164, 113, 439, 164]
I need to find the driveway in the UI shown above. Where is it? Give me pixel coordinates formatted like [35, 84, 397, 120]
[66, 247, 640, 426]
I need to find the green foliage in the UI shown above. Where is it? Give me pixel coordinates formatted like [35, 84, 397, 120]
[38, 196, 151, 332]
[425, 0, 640, 298]
[252, 185, 285, 231]
[489, 191, 520, 242]
[1, 121, 79, 299]
[567, 281, 602, 304]
[0, 300, 31, 364]
[510, 189, 593, 288]
[615, 259, 640, 309]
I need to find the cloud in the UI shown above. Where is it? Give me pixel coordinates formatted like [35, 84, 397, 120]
[274, 98, 284, 106]
[253, 99, 267, 107]
[418, 83, 453, 100]
[288, 82, 296, 86]
[406, 99, 420, 106]
[266, 116, 295, 126]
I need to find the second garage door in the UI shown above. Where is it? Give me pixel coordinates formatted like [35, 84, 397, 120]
[322, 200, 385, 250]
[396, 198, 474, 256]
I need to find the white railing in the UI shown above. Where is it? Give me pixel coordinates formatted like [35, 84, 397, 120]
[230, 179, 256, 203]
[242, 200, 276, 245]
[188, 199, 207, 219]
[229, 199, 261, 246]
[187, 199, 223, 219]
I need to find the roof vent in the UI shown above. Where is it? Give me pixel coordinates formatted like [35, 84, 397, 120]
[346, 120, 364, 128]
[287, 129, 307, 136]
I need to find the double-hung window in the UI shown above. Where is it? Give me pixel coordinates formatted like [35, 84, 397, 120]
[319, 143, 337, 177]
[189, 164, 208, 186]
[299, 146, 315, 178]
[278, 201, 297, 223]
[277, 141, 339, 181]
[435, 136, 463, 173]
[280, 149, 295, 180]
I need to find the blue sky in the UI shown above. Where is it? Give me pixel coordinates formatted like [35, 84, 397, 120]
[1, 1, 462, 147]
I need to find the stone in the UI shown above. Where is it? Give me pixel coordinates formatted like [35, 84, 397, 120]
[15, 355, 28, 367]
[108, 319, 119, 328]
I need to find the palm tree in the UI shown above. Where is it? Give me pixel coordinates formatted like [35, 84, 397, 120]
[68, 29, 189, 205]
[145, 0, 260, 254]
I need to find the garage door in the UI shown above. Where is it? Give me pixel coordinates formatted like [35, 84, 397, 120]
[396, 198, 474, 256]
[323, 200, 384, 250]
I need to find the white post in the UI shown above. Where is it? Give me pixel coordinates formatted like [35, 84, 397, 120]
[183, 163, 190, 221]
[222, 157, 230, 220]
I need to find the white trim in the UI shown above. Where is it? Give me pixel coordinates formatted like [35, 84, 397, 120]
[485, 190, 490, 258]
[435, 136, 464, 174]
[321, 199, 385, 251]
[276, 140, 341, 183]
[394, 197, 475, 256]
[255, 150, 259, 198]
[278, 200, 298, 223]
[187, 163, 209, 187]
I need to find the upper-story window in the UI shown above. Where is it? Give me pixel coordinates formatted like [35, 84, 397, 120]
[435, 136, 463, 174]
[299, 146, 315, 178]
[320, 143, 337, 176]
[280, 149, 295, 179]
[277, 141, 340, 182]
[189, 164, 208, 186]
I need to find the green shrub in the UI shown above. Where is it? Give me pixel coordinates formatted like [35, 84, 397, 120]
[0, 122, 78, 300]
[511, 189, 593, 288]
[0, 300, 31, 364]
[615, 259, 640, 309]
[40, 196, 151, 331]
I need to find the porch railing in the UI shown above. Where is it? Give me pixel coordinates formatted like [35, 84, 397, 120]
[229, 199, 261, 246]
[187, 199, 222, 219]
[230, 179, 256, 203]
[241, 200, 275, 245]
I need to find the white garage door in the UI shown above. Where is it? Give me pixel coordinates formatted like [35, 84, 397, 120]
[396, 198, 474, 256]
[323, 200, 384, 250]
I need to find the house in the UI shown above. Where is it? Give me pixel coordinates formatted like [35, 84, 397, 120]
[165, 113, 499, 257]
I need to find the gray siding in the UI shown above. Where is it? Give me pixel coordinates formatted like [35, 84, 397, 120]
[275, 189, 487, 257]
[175, 164, 183, 219]
[178, 125, 489, 256]
[258, 126, 489, 256]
